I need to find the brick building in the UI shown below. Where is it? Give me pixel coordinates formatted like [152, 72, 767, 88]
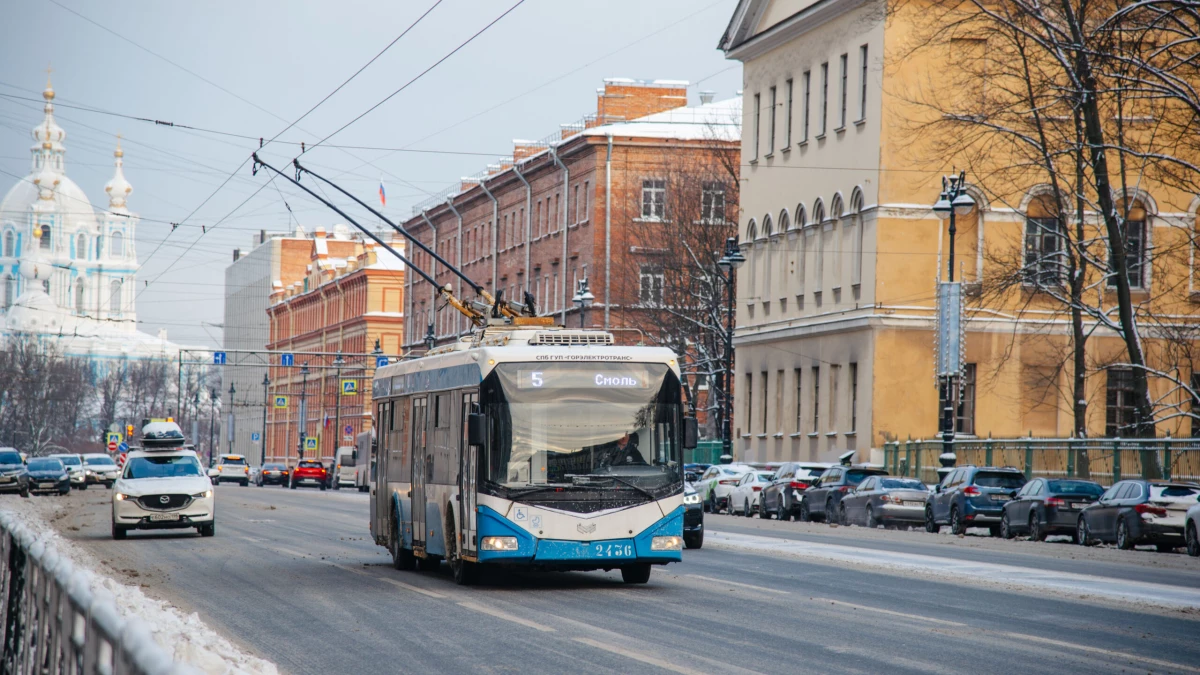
[264, 229, 405, 462]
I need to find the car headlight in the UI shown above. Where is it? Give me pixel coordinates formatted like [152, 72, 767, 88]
[683, 493, 701, 505]
[192, 490, 213, 499]
[480, 536, 519, 551]
[651, 536, 683, 551]
[114, 493, 129, 501]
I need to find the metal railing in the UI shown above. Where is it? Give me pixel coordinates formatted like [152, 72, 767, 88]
[882, 436, 1200, 485]
[0, 511, 197, 675]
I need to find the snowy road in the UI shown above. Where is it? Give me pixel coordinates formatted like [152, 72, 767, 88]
[44, 486, 1200, 674]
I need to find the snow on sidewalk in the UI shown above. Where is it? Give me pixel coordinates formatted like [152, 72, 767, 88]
[706, 529, 1200, 612]
[2, 499, 279, 675]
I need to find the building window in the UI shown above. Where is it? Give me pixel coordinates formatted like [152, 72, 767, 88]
[745, 373, 754, 435]
[109, 279, 122, 315]
[42, 279, 50, 294]
[859, 44, 869, 121]
[583, 181, 590, 218]
[849, 362, 858, 432]
[819, 62, 829, 136]
[1191, 373, 1200, 438]
[3, 231, 13, 257]
[1110, 218, 1147, 289]
[1105, 367, 1138, 437]
[768, 86, 777, 154]
[74, 279, 85, 314]
[111, 231, 124, 257]
[761, 371, 769, 433]
[702, 183, 726, 224]
[838, 53, 848, 129]
[1, 274, 12, 309]
[638, 265, 664, 305]
[1024, 216, 1064, 287]
[829, 364, 841, 432]
[75, 233, 86, 260]
[802, 71, 811, 142]
[794, 368, 803, 433]
[811, 365, 821, 430]
[641, 179, 666, 220]
[785, 78, 794, 146]
[938, 364, 977, 435]
[40, 224, 51, 250]
[752, 93, 761, 160]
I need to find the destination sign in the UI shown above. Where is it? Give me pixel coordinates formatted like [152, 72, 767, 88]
[516, 367, 650, 390]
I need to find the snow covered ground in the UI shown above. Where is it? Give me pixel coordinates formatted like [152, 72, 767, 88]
[1, 498, 279, 675]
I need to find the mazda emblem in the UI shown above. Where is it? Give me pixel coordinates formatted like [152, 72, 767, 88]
[577, 523, 596, 535]
[159, 495, 170, 504]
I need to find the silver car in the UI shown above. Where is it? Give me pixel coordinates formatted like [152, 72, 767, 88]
[82, 453, 120, 488]
[1186, 503, 1199, 557]
[837, 476, 930, 528]
[49, 453, 88, 489]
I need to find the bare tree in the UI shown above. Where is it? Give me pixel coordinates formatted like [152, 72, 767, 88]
[0, 335, 94, 454]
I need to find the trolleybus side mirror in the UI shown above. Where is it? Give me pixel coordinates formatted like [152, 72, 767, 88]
[683, 417, 698, 450]
[352, 450, 358, 461]
[468, 413, 487, 447]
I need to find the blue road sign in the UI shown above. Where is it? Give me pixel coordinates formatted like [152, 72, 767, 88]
[251, 432, 261, 442]
[305, 438, 318, 450]
[280, 353, 294, 367]
[376, 356, 389, 368]
[117, 442, 128, 453]
[213, 352, 227, 365]
[342, 380, 358, 395]
[273, 395, 288, 408]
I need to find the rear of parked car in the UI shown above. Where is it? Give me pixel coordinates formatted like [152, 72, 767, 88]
[926, 466, 1026, 536]
[215, 455, 250, 486]
[1077, 481, 1199, 551]
[1001, 478, 1104, 541]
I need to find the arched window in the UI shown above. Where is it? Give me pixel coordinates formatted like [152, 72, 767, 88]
[1113, 196, 1152, 290]
[762, 215, 774, 298]
[109, 279, 122, 315]
[1, 274, 12, 309]
[850, 188, 865, 286]
[746, 218, 758, 242]
[778, 209, 791, 233]
[794, 204, 807, 230]
[111, 231, 125, 257]
[1024, 192, 1065, 288]
[39, 224, 51, 250]
[812, 200, 826, 292]
[2, 231, 13, 257]
[761, 214, 774, 239]
[76, 233, 87, 260]
[812, 199, 826, 225]
[75, 279, 85, 314]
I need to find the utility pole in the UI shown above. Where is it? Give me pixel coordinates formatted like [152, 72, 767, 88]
[260, 373, 270, 466]
[333, 352, 345, 455]
[227, 382, 236, 456]
[716, 237, 745, 463]
[298, 363, 310, 460]
[208, 388, 218, 467]
[932, 171, 975, 460]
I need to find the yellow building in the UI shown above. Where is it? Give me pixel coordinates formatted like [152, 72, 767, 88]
[719, 0, 1200, 463]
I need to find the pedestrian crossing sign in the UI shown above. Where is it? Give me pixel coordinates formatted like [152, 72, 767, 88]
[341, 380, 358, 395]
[274, 395, 288, 408]
[305, 438, 318, 450]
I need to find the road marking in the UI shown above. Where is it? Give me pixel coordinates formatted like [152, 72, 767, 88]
[573, 637, 707, 675]
[997, 631, 1200, 673]
[375, 575, 448, 599]
[457, 601, 555, 632]
[682, 574, 790, 595]
[809, 598, 966, 627]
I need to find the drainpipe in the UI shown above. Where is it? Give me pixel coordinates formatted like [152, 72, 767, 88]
[512, 163, 533, 304]
[445, 198, 463, 337]
[604, 133, 613, 329]
[551, 145, 570, 326]
[478, 179, 500, 293]
[420, 210, 438, 339]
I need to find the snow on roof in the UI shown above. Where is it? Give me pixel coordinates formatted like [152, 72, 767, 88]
[369, 251, 406, 272]
[581, 97, 742, 142]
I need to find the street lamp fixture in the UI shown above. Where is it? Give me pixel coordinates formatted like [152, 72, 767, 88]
[333, 351, 346, 462]
[572, 278, 594, 328]
[715, 236, 744, 463]
[227, 382, 236, 456]
[717, 236, 746, 271]
[260, 372, 270, 466]
[298, 362, 310, 460]
[424, 323, 436, 352]
[931, 170, 975, 460]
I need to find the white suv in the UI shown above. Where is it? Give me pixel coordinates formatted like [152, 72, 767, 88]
[112, 448, 214, 539]
[214, 454, 251, 486]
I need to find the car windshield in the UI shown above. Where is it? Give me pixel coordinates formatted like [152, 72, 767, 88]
[1151, 485, 1200, 501]
[124, 455, 203, 479]
[482, 363, 682, 495]
[85, 456, 115, 466]
[880, 478, 926, 490]
[0, 451, 22, 465]
[264, 464, 286, 470]
[53, 455, 81, 466]
[1045, 480, 1104, 496]
[221, 457, 247, 465]
[974, 472, 1027, 489]
[298, 461, 323, 469]
[28, 459, 63, 472]
[846, 470, 884, 485]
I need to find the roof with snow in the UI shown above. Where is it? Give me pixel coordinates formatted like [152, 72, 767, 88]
[581, 97, 742, 142]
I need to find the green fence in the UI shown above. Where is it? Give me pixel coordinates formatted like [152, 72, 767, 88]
[882, 437, 1200, 485]
[686, 440, 725, 465]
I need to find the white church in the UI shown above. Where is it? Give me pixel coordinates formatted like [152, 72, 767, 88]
[0, 78, 181, 361]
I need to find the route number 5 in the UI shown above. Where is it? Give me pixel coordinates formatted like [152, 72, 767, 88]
[531, 372, 543, 387]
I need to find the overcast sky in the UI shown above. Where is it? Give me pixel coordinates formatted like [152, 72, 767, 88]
[0, 0, 742, 348]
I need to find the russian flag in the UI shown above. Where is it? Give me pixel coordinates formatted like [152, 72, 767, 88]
[379, 178, 387, 207]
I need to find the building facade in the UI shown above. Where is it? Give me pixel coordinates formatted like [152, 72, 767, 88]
[720, 0, 1200, 463]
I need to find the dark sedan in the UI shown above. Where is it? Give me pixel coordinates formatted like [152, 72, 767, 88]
[800, 465, 888, 522]
[683, 484, 703, 549]
[1001, 478, 1104, 541]
[25, 458, 70, 496]
[256, 463, 290, 487]
[0, 449, 29, 498]
[1077, 480, 1200, 551]
[837, 476, 929, 528]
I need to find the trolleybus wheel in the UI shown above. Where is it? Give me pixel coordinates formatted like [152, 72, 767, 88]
[447, 516, 477, 586]
[620, 563, 652, 584]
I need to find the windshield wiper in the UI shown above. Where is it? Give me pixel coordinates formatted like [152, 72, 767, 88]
[566, 474, 656, 501]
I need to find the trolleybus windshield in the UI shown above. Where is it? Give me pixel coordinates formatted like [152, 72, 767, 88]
[482, 362, 682, 498]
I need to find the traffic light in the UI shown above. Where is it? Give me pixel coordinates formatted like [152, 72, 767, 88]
[126, 424, 134, 439]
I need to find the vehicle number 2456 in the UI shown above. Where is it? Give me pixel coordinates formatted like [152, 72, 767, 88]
[593, 543, 634, 557]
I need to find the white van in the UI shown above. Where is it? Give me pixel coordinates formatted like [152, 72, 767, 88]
[353, 431, 374, 493]
[332, 446, 356, 489]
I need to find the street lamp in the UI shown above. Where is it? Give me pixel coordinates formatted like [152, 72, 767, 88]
[572, 278, 594, 328]
[424, 323, 436, 352]
[931, 171, 975, 458]
[298, 362, 310, 460]
[716, 236, 745, 463]
[333, 351, 345, 460]
[260, 373, 270, 466]
[208, 388, 218, 467]
[192, 390, 200, 451]
[227, 382, 236, 456]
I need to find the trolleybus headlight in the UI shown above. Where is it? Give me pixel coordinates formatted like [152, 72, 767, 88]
[683, 493, 701, 505]
[651, 536, 683, 551]
[480, 536, 519, 551]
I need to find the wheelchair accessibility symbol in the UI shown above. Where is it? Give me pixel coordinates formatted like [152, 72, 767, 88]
[514, 507, 527, 522]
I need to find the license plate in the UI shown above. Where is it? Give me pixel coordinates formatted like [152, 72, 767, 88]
[591, 543, 635, 558]
[990, 494, 1009, 502]
[40, 483, 55, 488]
[903, 501, 925, 507]
[149, 513, 180, 521]
[0, 477, 11, 483]
[1067, 502, 1081, 509]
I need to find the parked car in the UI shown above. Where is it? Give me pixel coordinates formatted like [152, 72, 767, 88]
[729, 471, 775, 516]
[49, 453, 87, 489]
[1077, 480, 1199, 551]
[0, 449, 29, 498]
[683, 483, 703, 549]
[214, 455, 251, 486]
[800, 465, 888, 522]
[256, 463, 289, 487]
[925, 466, 1027, 536]
[694, 464, 753, 513]
[290, 459, 328, 490]
[837, 476, 929, 528]
[1001, 478, 1104, 541]
[1186, 503, 1200, 557]
[82, 453, 120, 488]
[760, 462, 832, 521]
[25, 457, 69, 496]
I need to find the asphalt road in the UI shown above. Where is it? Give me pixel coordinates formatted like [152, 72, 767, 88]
[49, 485, 1200, 675]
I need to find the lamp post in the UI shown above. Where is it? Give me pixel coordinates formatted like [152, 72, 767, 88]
[572, 278, 595, 328]
[260, 373, 270, 466]
[298, 362, 310, 460]
[192, 391, 200, 453]
[333, 351, 345, 459]
[931, 171, 976, 458]
[208, 388, 218, 467]
[716, 236, 746, 463]
[227, 382, 236, 456]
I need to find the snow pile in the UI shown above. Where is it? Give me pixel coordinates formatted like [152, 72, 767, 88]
[0, 500, 278, 675]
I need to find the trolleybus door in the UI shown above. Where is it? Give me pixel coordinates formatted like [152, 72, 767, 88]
[460, 393, 479, 556]
[411, 397, 428, 552]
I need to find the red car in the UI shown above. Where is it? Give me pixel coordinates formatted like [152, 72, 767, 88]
[290, 460, 328, 490]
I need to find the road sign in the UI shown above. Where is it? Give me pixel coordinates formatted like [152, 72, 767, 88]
[305, 438, 318, 451]
[106, 432, 121, 445]
[344, 435, 353, 442]
[117, 442, 128, 454]
[213, 351, 227, 365]
[280, 353, 294, 367]
[273, 395, 288, 408]
[341, 380, 358, 395]
[376, 356, 389, 368]
[251, 432, 261, 442]
[107, 440, 117, 453]
[344, 425, 353, 435]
